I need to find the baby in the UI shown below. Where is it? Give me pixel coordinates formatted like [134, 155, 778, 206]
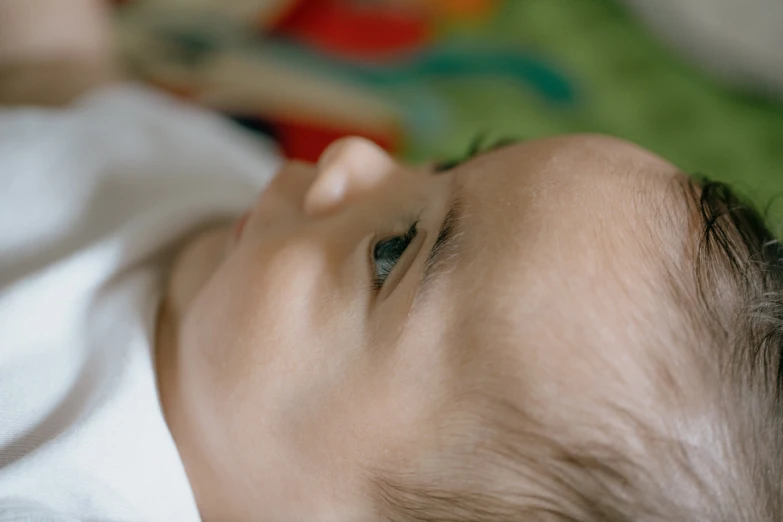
[1, 2, 782, 521]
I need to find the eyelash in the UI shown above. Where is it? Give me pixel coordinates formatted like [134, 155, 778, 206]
[434, 134, 519, 172]
[368, 135, 516, 291]
[371, 220, 419, 291]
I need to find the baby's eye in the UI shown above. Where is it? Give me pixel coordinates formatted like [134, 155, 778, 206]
[372, 222, 418, 290]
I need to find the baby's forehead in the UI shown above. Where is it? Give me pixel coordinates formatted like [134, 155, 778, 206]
[449, 137, 685, 271]
[455, 137, 692, 300]
[427, 138, 698, 422]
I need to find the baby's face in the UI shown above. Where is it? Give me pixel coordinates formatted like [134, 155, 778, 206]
[159, 135, 688, 520]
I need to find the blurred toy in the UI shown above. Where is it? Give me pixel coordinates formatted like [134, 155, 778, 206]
[118, 0, 405, 160]
[273, 0, 431, 60]
[271, 0, 505, 61]
[116, 0, 572, 161]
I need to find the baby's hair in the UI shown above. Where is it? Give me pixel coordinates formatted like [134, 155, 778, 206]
[368, 177, 783, 521]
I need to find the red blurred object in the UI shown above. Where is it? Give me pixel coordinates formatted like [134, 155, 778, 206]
[275, 0, 431, 60]
[273, 118, 399, 162]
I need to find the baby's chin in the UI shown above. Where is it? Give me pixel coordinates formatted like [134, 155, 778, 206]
[164, 224, 234, 321]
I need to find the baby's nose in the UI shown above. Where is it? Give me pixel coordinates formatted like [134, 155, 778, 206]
[304, 137, 397, 216]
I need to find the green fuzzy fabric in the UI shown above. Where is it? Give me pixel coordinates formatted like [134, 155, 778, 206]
[400, 0, 783, 218]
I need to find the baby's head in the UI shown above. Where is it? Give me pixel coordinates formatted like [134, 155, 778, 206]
[157, 135, 783, 520]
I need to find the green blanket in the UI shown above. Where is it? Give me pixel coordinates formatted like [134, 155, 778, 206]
[402, 0, 783, 216]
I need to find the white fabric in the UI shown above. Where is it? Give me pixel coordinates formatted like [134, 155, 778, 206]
[0, 84, 281, 521]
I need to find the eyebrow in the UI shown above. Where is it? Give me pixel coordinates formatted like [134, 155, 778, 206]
[420, 179, 464, 296]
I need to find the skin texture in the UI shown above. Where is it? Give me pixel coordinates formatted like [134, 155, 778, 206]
[156, 134, 692, 521]
[0, 2, 710, 519]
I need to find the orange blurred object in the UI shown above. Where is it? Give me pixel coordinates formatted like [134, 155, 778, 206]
[424, 0, 499, 17]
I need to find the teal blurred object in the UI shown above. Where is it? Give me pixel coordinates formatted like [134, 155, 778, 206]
[262, 40, 576, 103]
